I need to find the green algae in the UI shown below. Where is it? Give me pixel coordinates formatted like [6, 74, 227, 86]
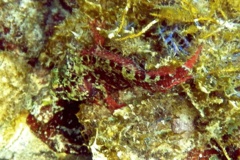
[30, 0, 240, 159]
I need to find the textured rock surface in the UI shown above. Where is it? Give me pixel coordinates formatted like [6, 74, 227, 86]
[0, 51, 54, 159]
[0, 52, 28, 127]
[0, 115, 57, 160]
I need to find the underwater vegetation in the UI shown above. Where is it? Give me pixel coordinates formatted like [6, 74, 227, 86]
[1, 0, 239, 159]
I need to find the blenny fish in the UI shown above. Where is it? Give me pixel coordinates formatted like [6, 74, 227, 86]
[27, 19, 202, 155]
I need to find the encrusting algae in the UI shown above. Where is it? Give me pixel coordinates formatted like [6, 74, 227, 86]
[0, 0, 240, 159]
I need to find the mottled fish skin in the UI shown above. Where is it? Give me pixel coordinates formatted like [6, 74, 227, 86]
[27, 44, 201, 155]
[78, 45, 202, 94]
